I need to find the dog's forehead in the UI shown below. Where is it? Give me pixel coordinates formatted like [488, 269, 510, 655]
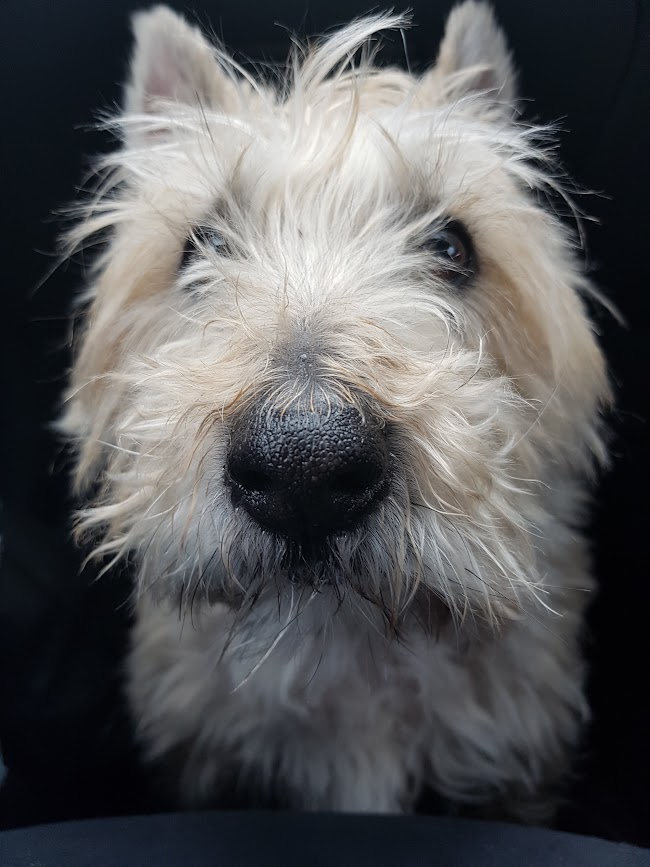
[199, 102, 509, 224]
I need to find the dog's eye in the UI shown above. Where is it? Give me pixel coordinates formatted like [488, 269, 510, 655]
[180, 227, 229, 269]
[422, 221, 474, 286]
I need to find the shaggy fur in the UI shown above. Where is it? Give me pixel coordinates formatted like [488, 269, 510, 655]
[60, 2, 610, 818]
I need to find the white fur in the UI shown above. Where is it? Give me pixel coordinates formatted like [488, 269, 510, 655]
[60, 3, 610, 818]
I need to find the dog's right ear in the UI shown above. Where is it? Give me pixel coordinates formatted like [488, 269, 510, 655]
[417, 1, 517, 114]
[125, 5, 240, 136]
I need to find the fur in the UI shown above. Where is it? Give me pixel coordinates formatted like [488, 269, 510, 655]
[60, 2, 610, 818]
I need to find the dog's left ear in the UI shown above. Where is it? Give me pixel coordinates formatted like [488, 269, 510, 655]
[125, 5, 241, 134]
[418, 1, 517, 111]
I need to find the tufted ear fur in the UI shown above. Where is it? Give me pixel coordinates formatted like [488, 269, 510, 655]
[418, 1, 518, 111]
[125, 5, 241, 135]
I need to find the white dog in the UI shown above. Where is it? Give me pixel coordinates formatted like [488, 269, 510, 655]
[61, 2, 610, 819]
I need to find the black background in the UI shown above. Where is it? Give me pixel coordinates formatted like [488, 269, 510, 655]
[0, 0, 648, 846]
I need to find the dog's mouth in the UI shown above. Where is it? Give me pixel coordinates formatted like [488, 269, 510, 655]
[264, 530, 364, 586]
[215, 514, 448, 632]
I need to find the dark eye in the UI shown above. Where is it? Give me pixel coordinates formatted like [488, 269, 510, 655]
[422, 220, 475, 286]
[180, 227, 229, 269]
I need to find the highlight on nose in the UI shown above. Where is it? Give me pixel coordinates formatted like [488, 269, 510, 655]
[225, 403, 390, 544]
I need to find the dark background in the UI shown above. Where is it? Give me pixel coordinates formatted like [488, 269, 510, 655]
[0, 0, 648, 846]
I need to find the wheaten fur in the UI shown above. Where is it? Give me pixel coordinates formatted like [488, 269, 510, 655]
[60, 2, 610, 818]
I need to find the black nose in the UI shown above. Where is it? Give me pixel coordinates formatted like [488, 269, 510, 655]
[226, 404, 390, 543]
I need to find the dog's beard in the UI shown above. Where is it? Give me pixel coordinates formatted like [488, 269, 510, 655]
[127, 444, 542, 649]
[139, 474, 421, 617]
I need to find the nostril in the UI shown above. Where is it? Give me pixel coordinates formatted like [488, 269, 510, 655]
[238, 468, 273, 493]
[227, 458, 274, 494]
[332, 460, 384, 496]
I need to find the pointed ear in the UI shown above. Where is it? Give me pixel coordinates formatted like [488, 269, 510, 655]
[418, 1, 517, 111]
[125, 5, 240, 126]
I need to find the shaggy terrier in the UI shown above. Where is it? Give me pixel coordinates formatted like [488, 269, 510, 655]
[61, 2, 610, 819]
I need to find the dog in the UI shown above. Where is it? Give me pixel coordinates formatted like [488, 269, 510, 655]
[60, 2, 610, 819]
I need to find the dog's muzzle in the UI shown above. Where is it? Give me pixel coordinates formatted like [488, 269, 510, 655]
[225, 401, 390, 545]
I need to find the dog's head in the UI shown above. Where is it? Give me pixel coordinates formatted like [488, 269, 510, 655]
[62, 2, 609, 633]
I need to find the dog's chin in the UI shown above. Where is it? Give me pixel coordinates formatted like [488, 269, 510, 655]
[276, 533, 364, 579]
[196, 520, 451, 638]
[213, 530, 360, 598]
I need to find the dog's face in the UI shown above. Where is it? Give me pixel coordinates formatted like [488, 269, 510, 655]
[63, 3, 608, 632]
